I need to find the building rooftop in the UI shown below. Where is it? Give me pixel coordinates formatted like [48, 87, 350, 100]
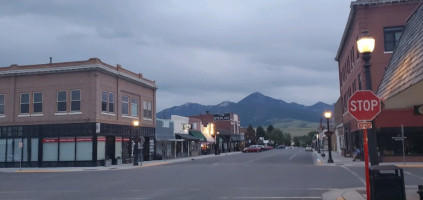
[0, 58, 157, 89]
[377, 3, 423, 100]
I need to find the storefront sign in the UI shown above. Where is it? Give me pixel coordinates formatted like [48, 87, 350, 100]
[97, 137, 106, 142]
[76, 137, 92, 142]
[123, 138, 130, 142]
[116, 137, 123, 142]
[43, 138, 59, 143]
[59, 138, 75, 143]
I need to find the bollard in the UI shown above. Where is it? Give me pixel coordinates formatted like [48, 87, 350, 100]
[417, 185, 423, 200]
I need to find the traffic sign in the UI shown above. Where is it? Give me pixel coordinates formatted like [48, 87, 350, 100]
[348, 90, 381, 121]
[358, 122, 372, 129]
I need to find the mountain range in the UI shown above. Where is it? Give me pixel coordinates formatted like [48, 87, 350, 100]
[157, 92, 334, 129]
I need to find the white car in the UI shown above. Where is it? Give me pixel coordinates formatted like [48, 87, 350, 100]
[305, 145, 312, 151]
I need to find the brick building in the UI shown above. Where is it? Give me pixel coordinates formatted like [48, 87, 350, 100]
[334, 0, 422, 161]
[0, 58, 157, 167]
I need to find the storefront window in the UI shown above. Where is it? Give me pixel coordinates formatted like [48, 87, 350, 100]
[115, 137, 122, 159]
[6, 139, 13, 162]
[31, 138, 38, 162]
[59, 138, 75, 161]
[43, 138, 58, 161]
[76, 137, 92, 161]
[0, 139, 5, 162]
[97, 137, 106, 160]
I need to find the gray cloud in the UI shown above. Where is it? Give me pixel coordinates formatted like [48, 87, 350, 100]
[0, 0, 351, 111]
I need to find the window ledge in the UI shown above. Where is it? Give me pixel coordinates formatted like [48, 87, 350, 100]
[18, 114, 31, 117]
[122, 115, 139, 119]
[143, 118, 153, 121]
[0, 115, 5, 118]
[55, 112, 68, 116]
[69, 112, 82, 115]
[31, 113, 44, 117]
[101, 112, 116, 116]
[384, 51, 393, 54]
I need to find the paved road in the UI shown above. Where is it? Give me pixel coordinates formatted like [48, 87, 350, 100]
[2, 148, 416, 200]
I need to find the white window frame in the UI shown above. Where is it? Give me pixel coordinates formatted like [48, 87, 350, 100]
[0, 94, 5, 116]
[20, 93, 30, 114]
[70, 89, 81, 112]
[33, 92, 43, 113]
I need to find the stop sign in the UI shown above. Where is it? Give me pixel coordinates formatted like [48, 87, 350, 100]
[348, 90, 381, 121]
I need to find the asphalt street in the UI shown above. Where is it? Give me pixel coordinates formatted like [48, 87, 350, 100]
[0, 148, 422, 200]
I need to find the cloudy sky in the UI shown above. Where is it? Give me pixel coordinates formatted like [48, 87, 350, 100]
[0, 0, 351, 111]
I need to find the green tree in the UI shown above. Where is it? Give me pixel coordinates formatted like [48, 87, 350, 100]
[266, 125, 274, 134]
[256, 126, 267, 139]
[293, 137, 300, 146]
[267, 128, 284, 147]
[245, 125, 256, 145]
[283, 133, 292, 146]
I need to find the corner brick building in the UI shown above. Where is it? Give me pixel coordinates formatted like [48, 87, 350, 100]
[0, 58, 157, 167]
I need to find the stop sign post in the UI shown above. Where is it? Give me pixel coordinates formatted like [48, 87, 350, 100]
[348, 90, 381, 200]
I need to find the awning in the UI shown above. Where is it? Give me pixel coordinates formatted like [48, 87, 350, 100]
[203, 132, 215, 143]
[175, 133, 200, 141]
[189, 131, 206, 142]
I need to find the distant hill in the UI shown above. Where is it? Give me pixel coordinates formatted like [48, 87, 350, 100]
[157, 92, 334, 133]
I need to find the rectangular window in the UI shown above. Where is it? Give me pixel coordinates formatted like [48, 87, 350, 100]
[122, 96, 129, 115]
[102, 91, 108, 112]
[384, 26, 404, 52]
[109, 93, 114, 113]
[143, 101, 153, 119]
[0, 94, 4, 115]
[0, 139, 5, 162]
[20, 93, 30, 114]
[76, 137, 93, 161]
[59, 138, 75, 161]
[31, 138, 39, 162]
[102, 91, 115, 113]
[97, 137, 106, 160]
[70, 90, 81, 111]
[131, 98, 138, 117]
[57, 91, 67, 112]
[43, 138, 58, 161]
[33, 92, 43, 113]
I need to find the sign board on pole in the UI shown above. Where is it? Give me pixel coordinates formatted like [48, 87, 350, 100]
[358, 122, 372, 129]
[348, 90, 381, 121]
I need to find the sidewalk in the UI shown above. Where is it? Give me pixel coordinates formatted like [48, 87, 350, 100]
[0, 152, 241, 173]
[316, 149, 423, 200]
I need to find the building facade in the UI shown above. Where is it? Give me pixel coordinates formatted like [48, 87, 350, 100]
[335, 0, 422, 161]
[376, 3, 423, 162]
[0, 58, 157, 167]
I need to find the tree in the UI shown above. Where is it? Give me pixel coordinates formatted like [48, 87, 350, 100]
[266, 125, 274, 134]
[256, 126, 266, 142]
[293, 137, 300, 147]
[245, 125, 256, 145]
[283, 133, 292, 146]
[266, 128, 284, 147]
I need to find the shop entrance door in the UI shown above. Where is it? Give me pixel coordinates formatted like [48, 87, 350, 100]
[105, 136, 116, 164]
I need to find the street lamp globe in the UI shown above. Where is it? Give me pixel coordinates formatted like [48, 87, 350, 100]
[132, 120, 139, 127]
[357, 31, 375, 54]
[324, 111, 332, 119]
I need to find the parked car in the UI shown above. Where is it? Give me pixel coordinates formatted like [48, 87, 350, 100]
[305, 145, 313, 151]
[265, 146, 274, 150]
[277, 145, 286, 149]
[242, 145, 262, 153]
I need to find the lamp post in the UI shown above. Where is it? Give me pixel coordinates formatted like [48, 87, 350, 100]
[132, 120, 139, 166]
[357, 30, 379, 166]
[324, 111, 334, 163]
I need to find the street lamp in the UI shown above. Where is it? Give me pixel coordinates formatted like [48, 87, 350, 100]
[324, 111, 334, 163]
[357, 30, 379, 166]
[132, 120, 140, 166]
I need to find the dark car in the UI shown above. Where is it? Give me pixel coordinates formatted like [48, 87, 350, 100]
[277, 145, 286, 149]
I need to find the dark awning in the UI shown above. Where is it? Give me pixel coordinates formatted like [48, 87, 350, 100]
[189, 131, 206, 142]
[175, 133, 200, 141]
